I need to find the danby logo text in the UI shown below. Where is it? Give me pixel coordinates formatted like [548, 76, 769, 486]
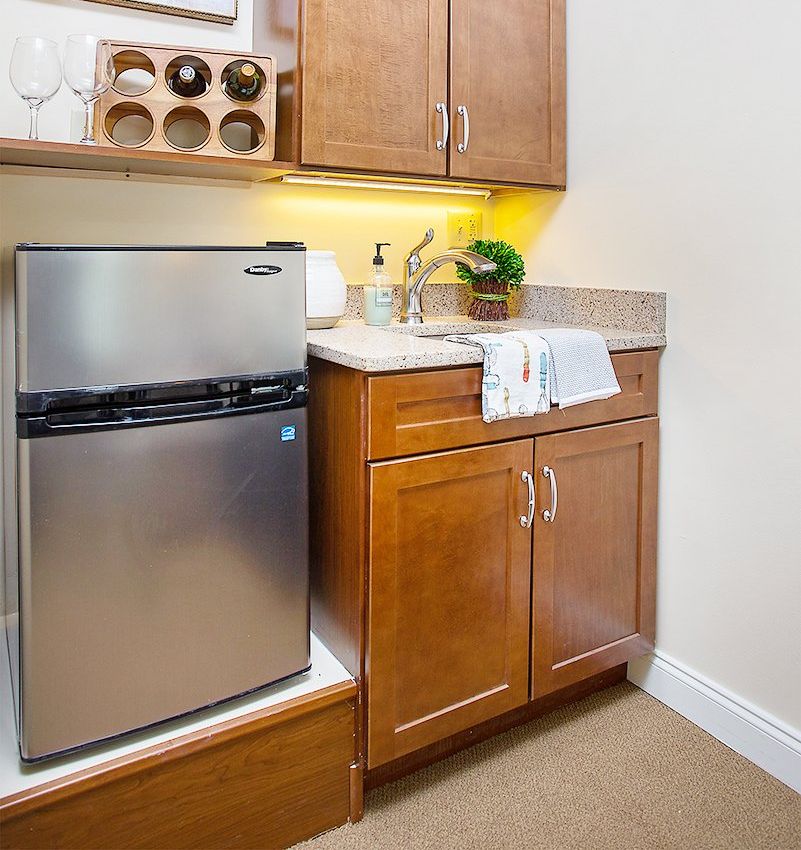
[244, 265, 282, 275]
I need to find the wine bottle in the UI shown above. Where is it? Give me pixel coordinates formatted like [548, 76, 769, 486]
[168, 65, 206, 98]
[225, 62, 260, 101]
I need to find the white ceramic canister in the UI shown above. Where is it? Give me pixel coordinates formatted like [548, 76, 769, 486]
[305, 250, 347, 329]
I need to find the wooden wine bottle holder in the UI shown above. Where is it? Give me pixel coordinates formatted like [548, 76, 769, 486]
[96, 42, 276, 160]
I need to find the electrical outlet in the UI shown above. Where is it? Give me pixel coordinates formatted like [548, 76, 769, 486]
[447, 211, 482, 247]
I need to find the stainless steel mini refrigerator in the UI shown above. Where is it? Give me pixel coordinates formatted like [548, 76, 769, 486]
[7, 244, 310, 761]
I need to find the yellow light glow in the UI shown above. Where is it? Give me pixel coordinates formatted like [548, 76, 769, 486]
[280, 174, 492, 199]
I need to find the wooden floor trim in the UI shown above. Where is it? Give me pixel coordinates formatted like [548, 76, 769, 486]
[1, 679, 356, 815]
[1, 681, 358, 850]
[365, 665, 627, 789]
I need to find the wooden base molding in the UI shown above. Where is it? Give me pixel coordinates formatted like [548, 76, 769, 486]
[0, 682, 358, 850]
[366, 664, 627, 789]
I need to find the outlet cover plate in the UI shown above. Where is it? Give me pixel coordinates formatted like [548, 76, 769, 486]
[448, 211, 482, 247]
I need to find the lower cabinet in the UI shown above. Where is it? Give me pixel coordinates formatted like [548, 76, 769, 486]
[530, 418, 658, 698]
[309, 353, 661, 776]
[366, 419, 658, 768]
[367, 440, 533, 768]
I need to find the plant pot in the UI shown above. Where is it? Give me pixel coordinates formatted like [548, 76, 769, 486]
[468, 280, 511, 321]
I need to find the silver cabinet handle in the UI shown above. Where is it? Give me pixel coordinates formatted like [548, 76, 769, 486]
[457, 104, 470, 153]
[542, 466, 558, 522]
[520, 470, 535, 528]
[435, 102, 449, 151]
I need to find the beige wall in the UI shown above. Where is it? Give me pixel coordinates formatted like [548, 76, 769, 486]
[496, 1, 801, 729]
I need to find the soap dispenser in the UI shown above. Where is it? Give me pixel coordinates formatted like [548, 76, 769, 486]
[363, 242, 393, 326]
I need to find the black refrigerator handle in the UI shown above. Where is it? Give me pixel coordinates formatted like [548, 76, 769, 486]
[18, 388, 308, 439]
[17, 368, 308, 415]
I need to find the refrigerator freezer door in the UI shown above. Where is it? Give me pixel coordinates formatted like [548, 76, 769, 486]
[17, 408, 309, 761]
[15, 247, 307, 393]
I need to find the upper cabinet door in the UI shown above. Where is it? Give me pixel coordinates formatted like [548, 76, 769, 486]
[531, 419, 658, 699]
[301, 0, 449, 176]
[449, 0, 566, 186]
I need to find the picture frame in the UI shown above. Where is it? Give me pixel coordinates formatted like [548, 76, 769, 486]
[83, 0, 238, 25]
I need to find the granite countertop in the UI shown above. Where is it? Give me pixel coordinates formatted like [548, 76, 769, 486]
[307, 316, 666, 373]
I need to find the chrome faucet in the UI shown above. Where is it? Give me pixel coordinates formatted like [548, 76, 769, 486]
[401, 228, 497, 324]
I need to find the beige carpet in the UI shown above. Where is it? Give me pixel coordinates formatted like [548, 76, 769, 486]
[299, 682, 800, 850]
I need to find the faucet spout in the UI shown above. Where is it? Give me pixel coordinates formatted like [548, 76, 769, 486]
[400, 234, 497, 324]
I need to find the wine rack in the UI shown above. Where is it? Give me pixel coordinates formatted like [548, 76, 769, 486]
[96, 42, 276, 159]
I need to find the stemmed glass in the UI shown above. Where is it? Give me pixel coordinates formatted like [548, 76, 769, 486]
[63, 35, 115, 145]
[9, 37, 62, 141]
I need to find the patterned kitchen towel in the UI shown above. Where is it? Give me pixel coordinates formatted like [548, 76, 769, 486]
[534, 328, 621, 408]
[443, 332, 550, 422]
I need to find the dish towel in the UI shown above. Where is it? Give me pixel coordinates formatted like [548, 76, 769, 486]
[534, 328, 621, 408]
[443, 332, 551, 422]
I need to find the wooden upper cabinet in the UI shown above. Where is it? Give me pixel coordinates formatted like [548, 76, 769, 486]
[301, 0, 449, 175]
[531, 419, 657, 699]
[449, 0, 566, 185]
[367, 440, 533, 768]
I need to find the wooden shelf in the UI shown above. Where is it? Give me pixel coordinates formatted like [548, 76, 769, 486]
[0, 137, 557, 193]
[0, 137, 295, 183]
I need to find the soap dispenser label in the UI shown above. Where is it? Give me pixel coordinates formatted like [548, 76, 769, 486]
[375, 287, 393, 306]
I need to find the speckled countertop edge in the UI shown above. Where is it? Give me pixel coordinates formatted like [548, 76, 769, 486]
[307, 316, 666, 373]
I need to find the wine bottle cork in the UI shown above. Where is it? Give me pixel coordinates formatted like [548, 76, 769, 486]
[239, 63, 256, 84]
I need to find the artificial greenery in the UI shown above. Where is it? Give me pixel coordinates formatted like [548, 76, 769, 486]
[455, 239, 525, 289]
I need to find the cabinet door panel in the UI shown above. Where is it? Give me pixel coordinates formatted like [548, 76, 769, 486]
[531, 419, 657, 698]
[450, 0, 565, 185]
[368, 440, 533, 768]
[302, 0, 448, 175]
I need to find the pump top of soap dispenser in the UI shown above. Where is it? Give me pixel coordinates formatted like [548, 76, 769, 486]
[373, 243, 391, 265]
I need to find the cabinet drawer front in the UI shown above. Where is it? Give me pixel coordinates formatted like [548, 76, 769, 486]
[367, 440, 533, 768]
[367, 350, 658, 460]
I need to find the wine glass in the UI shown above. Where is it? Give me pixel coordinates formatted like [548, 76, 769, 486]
[64, 35, 114, 145]
[9, 37, 62, 141]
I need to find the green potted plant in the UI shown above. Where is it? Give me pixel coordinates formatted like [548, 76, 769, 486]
[456, 239, 525, 321]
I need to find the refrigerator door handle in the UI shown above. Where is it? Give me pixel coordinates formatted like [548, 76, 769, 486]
[18, 390, 307, 438]
[16, 369, 308, 417]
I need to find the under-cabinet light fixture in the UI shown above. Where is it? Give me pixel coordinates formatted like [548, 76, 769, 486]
[280, 174, 492, 199]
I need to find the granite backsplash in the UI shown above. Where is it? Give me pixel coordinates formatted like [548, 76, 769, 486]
[344, 282, 665, 335]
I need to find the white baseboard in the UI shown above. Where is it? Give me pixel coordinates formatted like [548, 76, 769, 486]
[628, 651, 801, 794]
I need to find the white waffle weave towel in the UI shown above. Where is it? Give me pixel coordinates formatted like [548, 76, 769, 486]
[443, 332, 551, 422]
[535, 328, 621, 408]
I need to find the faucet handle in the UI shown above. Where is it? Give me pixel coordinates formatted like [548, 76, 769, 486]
[407, 228, 434, 262]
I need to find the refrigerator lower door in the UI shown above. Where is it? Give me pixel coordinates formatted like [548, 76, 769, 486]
[17, 408, 309, 761]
